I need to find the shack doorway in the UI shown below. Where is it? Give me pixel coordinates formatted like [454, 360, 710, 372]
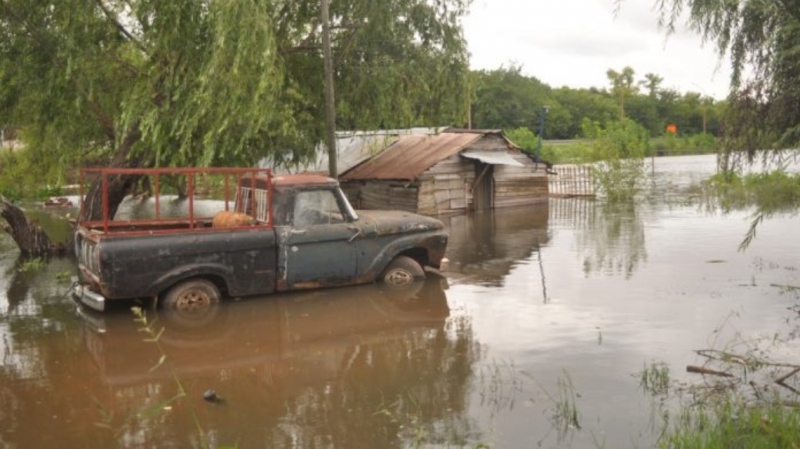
[473, 162, 494, 212]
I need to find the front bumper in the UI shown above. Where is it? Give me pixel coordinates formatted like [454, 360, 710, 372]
[71, 276, 106, 312]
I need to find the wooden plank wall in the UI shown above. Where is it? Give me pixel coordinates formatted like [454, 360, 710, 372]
[341, 181, 420, 212]
[417, 154, 474, 215]
[343, 135, 551, 216]
[493, 153, 549, 208]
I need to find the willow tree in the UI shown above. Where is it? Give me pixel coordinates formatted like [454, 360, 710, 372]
[271, 0, 470, 152]
[0, 0, 284, 224]
[655, 0, 800, 170]
[0, 0, 471, 253]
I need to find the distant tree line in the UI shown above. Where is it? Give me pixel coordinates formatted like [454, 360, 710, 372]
[469, 64, 725, 140]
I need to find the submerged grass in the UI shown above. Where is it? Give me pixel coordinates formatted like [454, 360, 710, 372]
[661, 397, 800, 449]
[130, 307, 240, 449]
[17, 257, 45, 273]
[636, 361, 671, 397]
[702, 170, 800, 250]
[524, 369, 581, 439]
[656, 309, 800, 449]
[552, 372, 582, 433]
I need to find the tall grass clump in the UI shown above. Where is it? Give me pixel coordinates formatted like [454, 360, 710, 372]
[585, 119, 649, 202]
[636, 361, 671, 396]
[661, 397, 800, 449]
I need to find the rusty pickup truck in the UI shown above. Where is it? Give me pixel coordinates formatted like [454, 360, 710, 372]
[73, 167, 448, 314]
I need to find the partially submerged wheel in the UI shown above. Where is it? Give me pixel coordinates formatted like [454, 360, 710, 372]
[380, 256, 425, 289]
[161, 279, 221, 327]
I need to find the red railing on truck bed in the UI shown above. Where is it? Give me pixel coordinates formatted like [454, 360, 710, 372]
[79, 167, 274, 236]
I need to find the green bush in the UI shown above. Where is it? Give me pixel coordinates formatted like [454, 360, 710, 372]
[706, 170, 800, 212]
[505, 127, 592, 164]
[587, 119, 649, 202]
[0, 148, 70, 200]
[650, 133, 717, 156]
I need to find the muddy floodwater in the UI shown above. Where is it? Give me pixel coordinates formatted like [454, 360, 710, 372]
[2, 155, 800, 448]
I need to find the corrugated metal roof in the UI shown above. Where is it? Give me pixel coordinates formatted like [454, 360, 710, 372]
[461, 149, 524, 166]
[341, 133, 483, 181]
[264, 128, 442, 175]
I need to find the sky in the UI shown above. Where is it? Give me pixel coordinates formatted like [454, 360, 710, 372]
[463, 0, 732, 99]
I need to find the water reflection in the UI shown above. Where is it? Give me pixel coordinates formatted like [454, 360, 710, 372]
[443, 205, 550, 286]
[550, 198, 648, 279]
[0, 276, 483, 448]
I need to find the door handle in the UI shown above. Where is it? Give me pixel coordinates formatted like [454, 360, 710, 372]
[347, 226, 361, 242]
[290, 229, 307, 235]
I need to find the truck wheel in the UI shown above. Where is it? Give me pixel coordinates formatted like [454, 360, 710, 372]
[380, 256, 425, 289]
[161, 279, 221, 327]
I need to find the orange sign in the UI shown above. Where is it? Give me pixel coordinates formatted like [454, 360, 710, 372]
[666, 124, 677, 134]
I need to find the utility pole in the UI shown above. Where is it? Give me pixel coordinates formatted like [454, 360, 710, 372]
[321, 0, 337, 178]
[535, 105, 550, 170]
[701, 98, 708, 134]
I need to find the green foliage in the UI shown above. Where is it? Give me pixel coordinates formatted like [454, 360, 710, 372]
[654, 0, 800, 165]
[471, 64, 552, 130]
[469, 64, 725, 141]
[525, 370, 582, 438]
[35, 185, 63, 200]
[17, 257, 45, 273]
[588, 119, 649, 202]
[0, 0, 471, 173]
[606, 66, 637, 119]
[54, 270, 72, 284]
[705, 171, 800, 215]
[540, 141, 592, 165]
[702, 169, 800, 250]
[651, 133, 717, 156]
[551, 87, 618, 138]
[661, 398, 800, 449]
[504, 127, 538, 150]
[505, 127, 592, 164]
[636, 361, 670, 396]
[0, 149, 65, 200]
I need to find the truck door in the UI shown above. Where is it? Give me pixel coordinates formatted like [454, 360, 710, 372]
[278, 189, 358, 288]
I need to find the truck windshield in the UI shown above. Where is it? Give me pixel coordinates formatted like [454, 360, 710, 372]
[294, 190, 347, 226]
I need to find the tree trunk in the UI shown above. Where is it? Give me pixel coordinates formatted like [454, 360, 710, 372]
[0, 126, 142, 257]
[79, 127, 142, 222]
[0, 197, 63, 257]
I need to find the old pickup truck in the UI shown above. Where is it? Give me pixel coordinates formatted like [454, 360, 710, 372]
[73, 167, 448, 314]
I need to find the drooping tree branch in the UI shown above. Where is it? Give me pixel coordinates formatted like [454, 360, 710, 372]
[94, 0, 147, 52]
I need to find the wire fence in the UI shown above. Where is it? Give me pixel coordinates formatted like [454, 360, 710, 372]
[548, 164, 595, 197]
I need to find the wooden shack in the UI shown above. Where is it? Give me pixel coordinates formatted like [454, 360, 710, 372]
[340, 129, 548, 215]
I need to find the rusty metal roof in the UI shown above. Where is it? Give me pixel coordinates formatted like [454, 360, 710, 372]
[341, 132, 484, 181]
[264, 128, 442, 175]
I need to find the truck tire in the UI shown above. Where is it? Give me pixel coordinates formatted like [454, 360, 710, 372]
[161, 279, 221, 327]
[380, 256, 425, 289]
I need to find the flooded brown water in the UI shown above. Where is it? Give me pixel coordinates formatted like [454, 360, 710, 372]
[2, 155, 800, 448]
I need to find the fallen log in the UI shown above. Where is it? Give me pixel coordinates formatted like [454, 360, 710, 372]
[0, 196, 64, 257]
